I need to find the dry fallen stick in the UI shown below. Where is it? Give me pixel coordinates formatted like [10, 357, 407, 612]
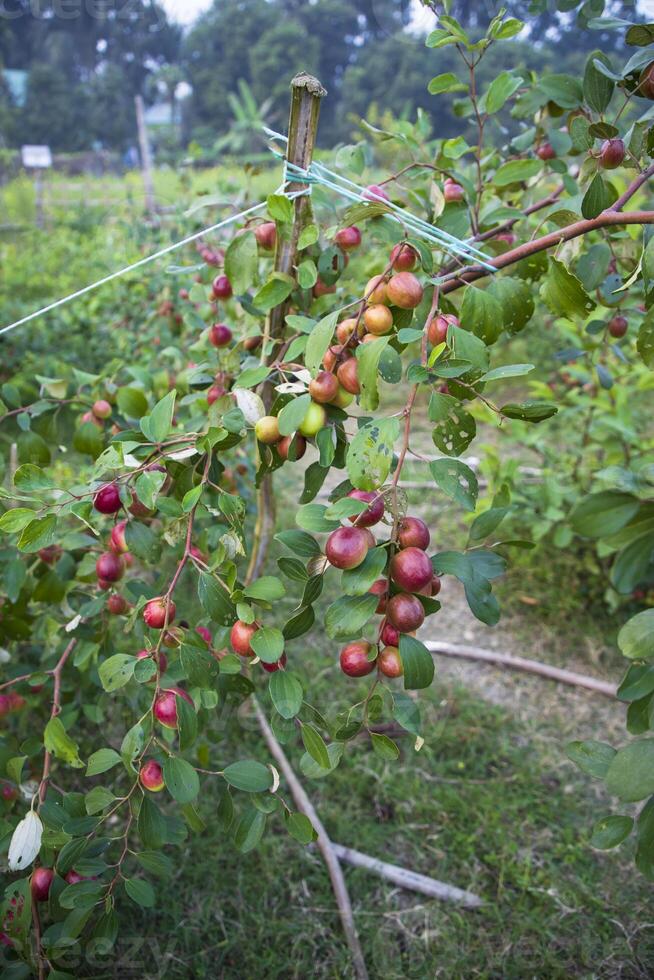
[330, 844, 483, 908]
[425, 641, 617, 698]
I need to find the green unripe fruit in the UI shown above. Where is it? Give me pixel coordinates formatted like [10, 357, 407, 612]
[254, 416, 281, 444]
[299, 402, 326, 437]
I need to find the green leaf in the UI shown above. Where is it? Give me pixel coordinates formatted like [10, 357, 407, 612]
[98, 655, 135, 693]
[198, 572, 236, 626]
[225, 230, 258, 294]
[480, 364, 534, 382]
[17, 515, 58, 553]
[570, 491, 640, 538]
[297, 259, 318, 289]
[253, 273, 294, 312]
[493, 159, 542, 186]
[304, 311, 338, 376]
[223, 760, 273, 793]
[44, 716, 84, 768]
[399, 635, 435, 690]
[619, 610, 654, 661]
[500, 400, 558, 423]
[617, 664, 654, 702]
[429, 459, 478, 512]
[540, 258, 596, 320]
[370, 732, 400, 760]
[347, 417, 399, 491]
[582, 174, 614, 220]
[606, 740, 654, 802]
[296, 502, 340, 533]
[243, 576, 286, 601]
[124, 878, 156, 908]
[392, 691, 421, 736]
[116, 386, 149, 419]
[135, 851, 174, 878]
[163, 757, 200, 803]
[140, 390, 176, 443]
[14, 463, 54, 491]
[301, 723, 331, 770]
[637, 317, 654, 368]
[250, 627, 285, 664]
[590, 815, 633, 850]
[269, 671, 303, 719]
[539, 72, 583, 108]
[267, 193, 293, 223]
[584, 50, 614, 114]
[429, 392, 476, 457]
[85, 785, 115, 815]
[300, 742, 343, 778]
[0, 508, 37, 533]
[233, 808, 266, 852]
[486, 278, 535, 335]
[298, 223, 319, 249]
[341, 546, 387, 596]
[566, 739, 616, 778]
[275, 529, 320, 557]
[86, 748, 122, 777]
[325, 593, 379, 640]
[428, 71, 466, 94]
[138, 795, 167, 849]
[278, 393, 311, 437]
[356, 336, 389, 410]
[460, 285, 503, 344]
[485, 71, 523, 113]
[285, 811, 317, 844]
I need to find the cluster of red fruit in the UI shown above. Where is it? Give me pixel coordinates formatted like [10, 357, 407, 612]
[321, 491, 439, 679]
[28, 865, 92, 907]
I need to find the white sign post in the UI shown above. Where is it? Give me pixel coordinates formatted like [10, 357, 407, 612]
[21, 145, 52, 227]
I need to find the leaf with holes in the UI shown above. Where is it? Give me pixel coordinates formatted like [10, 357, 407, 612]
[429, 392, 476, 457]
[429, 458, 478, 511]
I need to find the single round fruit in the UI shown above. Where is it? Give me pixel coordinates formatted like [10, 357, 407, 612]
[207, 384, 226, 406]
[31, 868, 54, 902]
[309, 371, 339, 404]
[106, 594, 129, 615]
[323, 344, 342, 371]
[81, 410, 103, 429]
[211, 274, 233, 299]
[363, 184, 390, 202]
[179, 288, 189, 300]
[325, 526, 370, 569]
[608, 314, 628, 338]
[364, 304, 393, 335]
[139, 760, 164, 792]
[340, 641, 376, 677]
[378, 646, 403, 678]
[443, 178, 465, 203]
[386, 593, 425, 632]
[230, 619, 260, 657]
[278, 434, 306, 461]
[313, 279, 336, 298]
[397, 516, 430, 551]
[244, 334, 263, 351]
[208, 323, 232, 347]
[96, 552, 124, 583]
[365, 275, 388, 305]
[370, 578, 388, 614]
[262, 653, 287, 673]
[162, 626, 184, 648]
[298, 402, 326, 437]
[336, 318, 358, 344]
[386, 272, 423, 310]
[347, 489, 384, 527]
[143, 597, 176, 630]
[92, 399, 112, 420]
[336, 358, 360, 395]
[430, 574, 442, 597]
[390, 547, 433, 592]
[380, 621, 400, 647]
[599, 138, 625, 169]
[638, 62, 654, 99]
[154, 687, 193, 729]
[331, 385, 354, 409]
[536, 143, 555, 161]
[390, 242, 419, 271]
[254, 415, 281, 445]
[38, 545, 62, 565]
[196, 626, 212, 645]
[255, 222, 276, 250]
[93, 483, 121, 514]
[2, 785, 17, 802]
[109, 519, 128, 554]
[335, 226, 362, 251]
[428, 312, 459, 346]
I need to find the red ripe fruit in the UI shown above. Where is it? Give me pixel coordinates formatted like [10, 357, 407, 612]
[96, 552, 124, 583]
[277, 434, 307, 461]
[428, 312, 459, 346]
[143, 597, 176, 630]
[2, 785, 17, 801]
[386, 593, 425, 632]
[347, 490, 384, 528]
[378, 646, 403, 678]
[363, 184, 390, 202]
[309, 371, 339, 404]
[336, 357, 360, 395]
[154, 687, 193, 729]
[340, 641, 376, 677]
[92, 399, 112, 420]
[211, 274, 233, 299]
[93, 483, 121, 514]
[369, 578, 388, 614]
[431, 574, 442, 597]
[385, 272, 423, 310]
[136, 649, 168, 675]
[397, 516, 430, 551]
[313, 279, 337, 298]
[31, 868, 54, 903]
[255, 222, 276, 250]
[230, 619, 260, 657]
[178, 288, 189, 300]
[325, 526, 370, 570]
[335, 226, 362, 251]
[208, 323, 233, 347]
[207, 384, 226, 405]
[390, 547, 433, 592]
[390, 242, 419, 271]
[7, 693, 25, 711]
[109, 519, 128, 554]
[380, 621, 400, 647]
[262, 653, 287, 673]
[536, 143, 556, 161]
[139, 760, 165, 792]
[38, 545, 62, 565]
[443, 178, 465, 203]
[608, 315, 628, 338]
[600, 139, 625, 169]
[196, 626, 212, 645]
[0, 695, 11, 717]
[106, 594, 129, 615]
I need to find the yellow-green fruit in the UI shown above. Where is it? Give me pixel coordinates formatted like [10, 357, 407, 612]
[299, 401, 327, 437]
[330, 385, 354, 408]
[254, 415, 281, 444]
